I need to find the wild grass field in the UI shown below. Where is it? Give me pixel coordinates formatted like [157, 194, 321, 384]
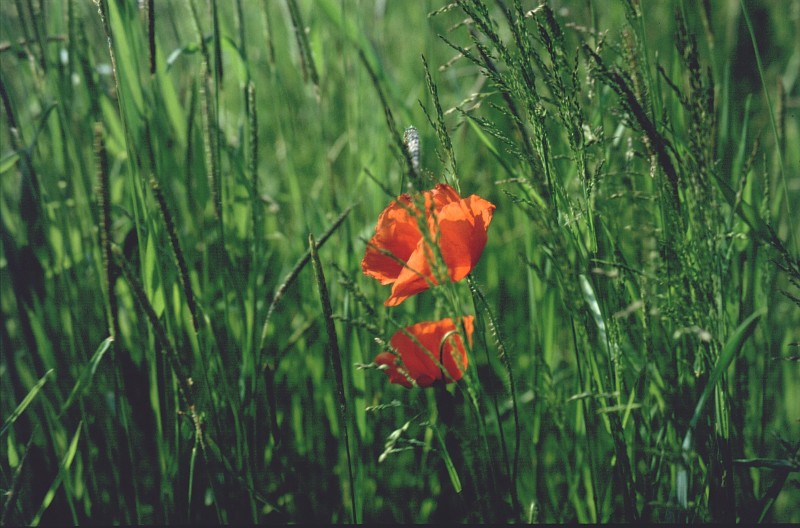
[1, 0, 798, 524]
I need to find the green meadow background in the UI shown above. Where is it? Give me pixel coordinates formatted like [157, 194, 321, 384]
[1, 0, 798, 524]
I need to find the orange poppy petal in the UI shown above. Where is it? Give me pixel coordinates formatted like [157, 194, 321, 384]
[363, 183, 495, 306]
[361, 196, 421, 285]
[374, 352, 413, 388]
[414, 316, 472, 383]
[389, 327, 441, 387]
[384, 239, 438, 306]
[379, 317, 474, 388]
[430, 183, 462, 209]
[437, 195, 495, 281]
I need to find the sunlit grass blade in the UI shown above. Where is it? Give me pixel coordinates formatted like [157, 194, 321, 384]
[1, 369, 54, 438]
[30, 421, 82, 526]
[0, 151, 19, 174]
[58, 337, 114, 416]
[187, 441, 198, 520]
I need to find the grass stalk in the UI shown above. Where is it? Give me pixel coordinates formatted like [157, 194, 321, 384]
[112, 246, 202, 441]
[256, 205, 353, 366]
[309, 234, 358, 523]
[148, 176, 201, 334]
[94, 123, 117, 337]
[467, 276, 520, 514]
[420, 54, 457, 189]
[358, 49, 420, 190]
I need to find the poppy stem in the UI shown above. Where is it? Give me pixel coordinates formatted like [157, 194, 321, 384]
[431, 383, 467, 519]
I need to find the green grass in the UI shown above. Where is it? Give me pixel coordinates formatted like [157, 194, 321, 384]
[1, 0, 798, 524]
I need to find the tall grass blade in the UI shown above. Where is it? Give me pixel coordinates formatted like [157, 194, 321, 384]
[686, 310, 764, 434]
[468, 276, 520, 513]
[678, 309, 765, 507]
[431, 423, 462, 494]
[309, 234, 358, 523]
[739, 0, 794, 250]
[187, 442, 198, 520]
[146, 0, 155, 75]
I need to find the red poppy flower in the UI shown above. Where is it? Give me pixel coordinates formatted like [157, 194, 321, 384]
[362, 184, 495, 306]
[374, 316, 474, 388]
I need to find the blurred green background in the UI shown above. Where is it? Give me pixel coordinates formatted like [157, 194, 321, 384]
[1, 0, 798, 524]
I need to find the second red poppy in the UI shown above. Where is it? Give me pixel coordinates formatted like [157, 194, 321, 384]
[374, 316, 474, 388]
